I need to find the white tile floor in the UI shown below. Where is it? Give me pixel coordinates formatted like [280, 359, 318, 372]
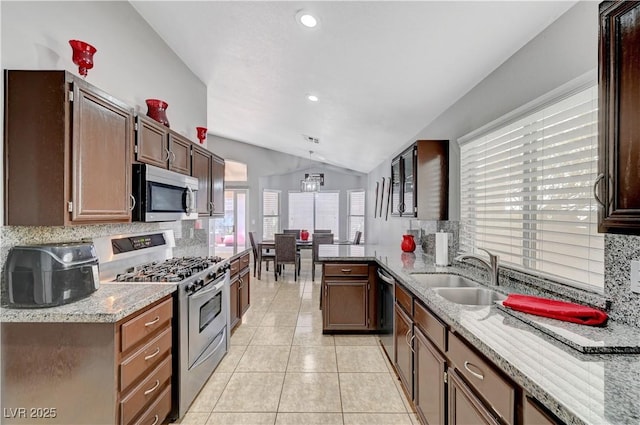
[177, 257, 418, 425]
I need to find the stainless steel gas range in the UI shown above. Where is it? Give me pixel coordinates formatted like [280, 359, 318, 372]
[94, 230, 230, 420]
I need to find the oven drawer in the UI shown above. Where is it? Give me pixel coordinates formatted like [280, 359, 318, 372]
[120, 355, 172, 425]
[121, 298, 173, 353]
[324, 263, 369, 277]
[132, 384, 171, 425]
[120, 326, 172, 391]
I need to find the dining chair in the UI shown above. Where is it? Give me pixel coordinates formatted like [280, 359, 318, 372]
[283, 229, 301, 239]
[312, 233, 334, 282]
[248, 231, 274, 278]
[353, 231, 362, 245]
[274, 233, 300, 281]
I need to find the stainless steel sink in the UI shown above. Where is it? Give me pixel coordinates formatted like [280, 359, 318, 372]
[410, 273, 476, 288]
[433, 287, 506, 305]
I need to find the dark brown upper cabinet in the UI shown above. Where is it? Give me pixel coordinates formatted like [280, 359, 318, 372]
[191, 144, 225, 217]
[4, 70, 134, 226]
[135, 115, 191, 175]
[391, 140, 449, 219]
[598, 1, 640, 234]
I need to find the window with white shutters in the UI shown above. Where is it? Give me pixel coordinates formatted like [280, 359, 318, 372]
[348, 190, 365, 242]
[288, 191, 340, 238]
[459, 84, 604, 291]
[262, 190, 280, 240]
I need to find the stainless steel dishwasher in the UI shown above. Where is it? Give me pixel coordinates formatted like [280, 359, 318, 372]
[377, 268, 395, 362]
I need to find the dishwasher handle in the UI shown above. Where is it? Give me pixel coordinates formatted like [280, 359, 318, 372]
[377, 269, 394, 284]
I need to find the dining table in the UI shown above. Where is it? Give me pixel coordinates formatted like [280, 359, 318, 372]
[257, 239, 313, 279]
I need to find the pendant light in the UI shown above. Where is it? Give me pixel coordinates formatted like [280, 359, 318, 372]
[300, 151, 324, 192]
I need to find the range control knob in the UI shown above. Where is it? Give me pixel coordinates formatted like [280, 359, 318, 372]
[185, 283, 196, 294]
[208, 271, 216, 279]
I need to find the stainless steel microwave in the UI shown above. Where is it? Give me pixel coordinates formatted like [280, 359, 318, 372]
[132, 164, 198, 222]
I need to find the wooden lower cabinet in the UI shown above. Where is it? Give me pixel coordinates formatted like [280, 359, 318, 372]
[414, 326, 447, 425]
[448, 368, 500, 425]
[523, 395, 563, 425]
[0, 295, 174, 425]
[239, 268, 251, 316]
[230, 252, 251, 331]
[321, 263, 377, 332]
[230, 273, 240, 329]
[394, 303, 413, 397]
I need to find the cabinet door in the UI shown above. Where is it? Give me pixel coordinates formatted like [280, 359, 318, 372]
[448, 369, 500, 425]
[401, 146, 417, 217]
[168, 133, 192, 175]
[212, 155, 225, 216]
[323, 280, 368, 331]
[136, 116, 169, 169]
[598, 1, 640, 234]
[71, 82, 133, 223]
[239, 270, 250, 316]
[391, 158, 402, 216]
[192, 145, 213, 216]
[394, 304, 413, 399]
[230, 276, 240, 330]
[414, 326, 447, 425]
[417, 140, 449, 220]
[523, 396, 562, 425]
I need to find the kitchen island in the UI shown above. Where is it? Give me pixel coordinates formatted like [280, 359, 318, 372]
[318, 244, 640, 425]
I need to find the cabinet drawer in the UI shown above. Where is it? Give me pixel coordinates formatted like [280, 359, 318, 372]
[414, 301, 446, 352]
[120, 355, 172, 425]
[230, 259, 240, 277]
[448, 332, 515, 425]
[395, 284, 413, 316]
[324, 263, 369, 277]
[132, 384, 171, 425]
[121, 298, 173, 353]
[240, 253, 250, 270]
[121, 326, 172, 391]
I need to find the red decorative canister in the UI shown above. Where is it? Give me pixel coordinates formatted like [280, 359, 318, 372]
[300, 230, 309, 241]
[145, 99, 170, 128]
[401, 234, 416, 252]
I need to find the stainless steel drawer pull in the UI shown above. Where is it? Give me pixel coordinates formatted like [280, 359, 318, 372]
[144, 316, 160, 327]
[144, 347, 161, 361]
[341, 269, 352, 273]
[144, 379, 160, 395]
[151, 414, 159, 425]
[464, 361, 484, 380]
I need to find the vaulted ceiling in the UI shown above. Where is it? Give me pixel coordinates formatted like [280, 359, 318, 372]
[131, 1, 576, 173]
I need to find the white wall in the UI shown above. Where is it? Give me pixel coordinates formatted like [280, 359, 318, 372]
[366, 1, 598, 242]
[207, 135, 366, 240]
[1, 0, 207, 224]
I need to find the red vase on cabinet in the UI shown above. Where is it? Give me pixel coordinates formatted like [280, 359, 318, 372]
[145, 99, 170, 128]
[401, 234, 416, 252]
[300, 230, 309, 241]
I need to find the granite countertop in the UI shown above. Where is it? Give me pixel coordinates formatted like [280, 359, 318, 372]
[0, 283, 176, 323]
[221, 247, 252, 261]
[318, 244, 640, 425]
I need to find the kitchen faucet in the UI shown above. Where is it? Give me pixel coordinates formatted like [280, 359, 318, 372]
[454, 248, 500, 286]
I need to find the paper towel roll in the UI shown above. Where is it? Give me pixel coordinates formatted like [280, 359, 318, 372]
[435, 232, 450, 266]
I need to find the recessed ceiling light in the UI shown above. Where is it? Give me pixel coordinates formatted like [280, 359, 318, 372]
[307, 94, 319, 102]
[296, 10, 319, 29]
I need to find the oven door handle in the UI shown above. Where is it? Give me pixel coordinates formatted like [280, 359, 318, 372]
[190, 279, 226, 300]
[192, 328, 226, 369]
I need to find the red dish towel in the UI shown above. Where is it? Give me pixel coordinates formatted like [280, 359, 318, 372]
[502, 294, 608, 326]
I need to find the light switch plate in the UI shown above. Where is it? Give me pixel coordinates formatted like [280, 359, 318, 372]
[631, 260, 640, 294]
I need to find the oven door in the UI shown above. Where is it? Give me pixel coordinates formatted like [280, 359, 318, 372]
[187, 277, 227, 367]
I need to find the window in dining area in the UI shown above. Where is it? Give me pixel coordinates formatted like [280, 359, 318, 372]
[262, 190, 280, 240]
[348, 190, 365, 242]
[288, 191, 340, 237]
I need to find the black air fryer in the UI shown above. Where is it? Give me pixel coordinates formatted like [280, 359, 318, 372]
[3, 242, 100, 308]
